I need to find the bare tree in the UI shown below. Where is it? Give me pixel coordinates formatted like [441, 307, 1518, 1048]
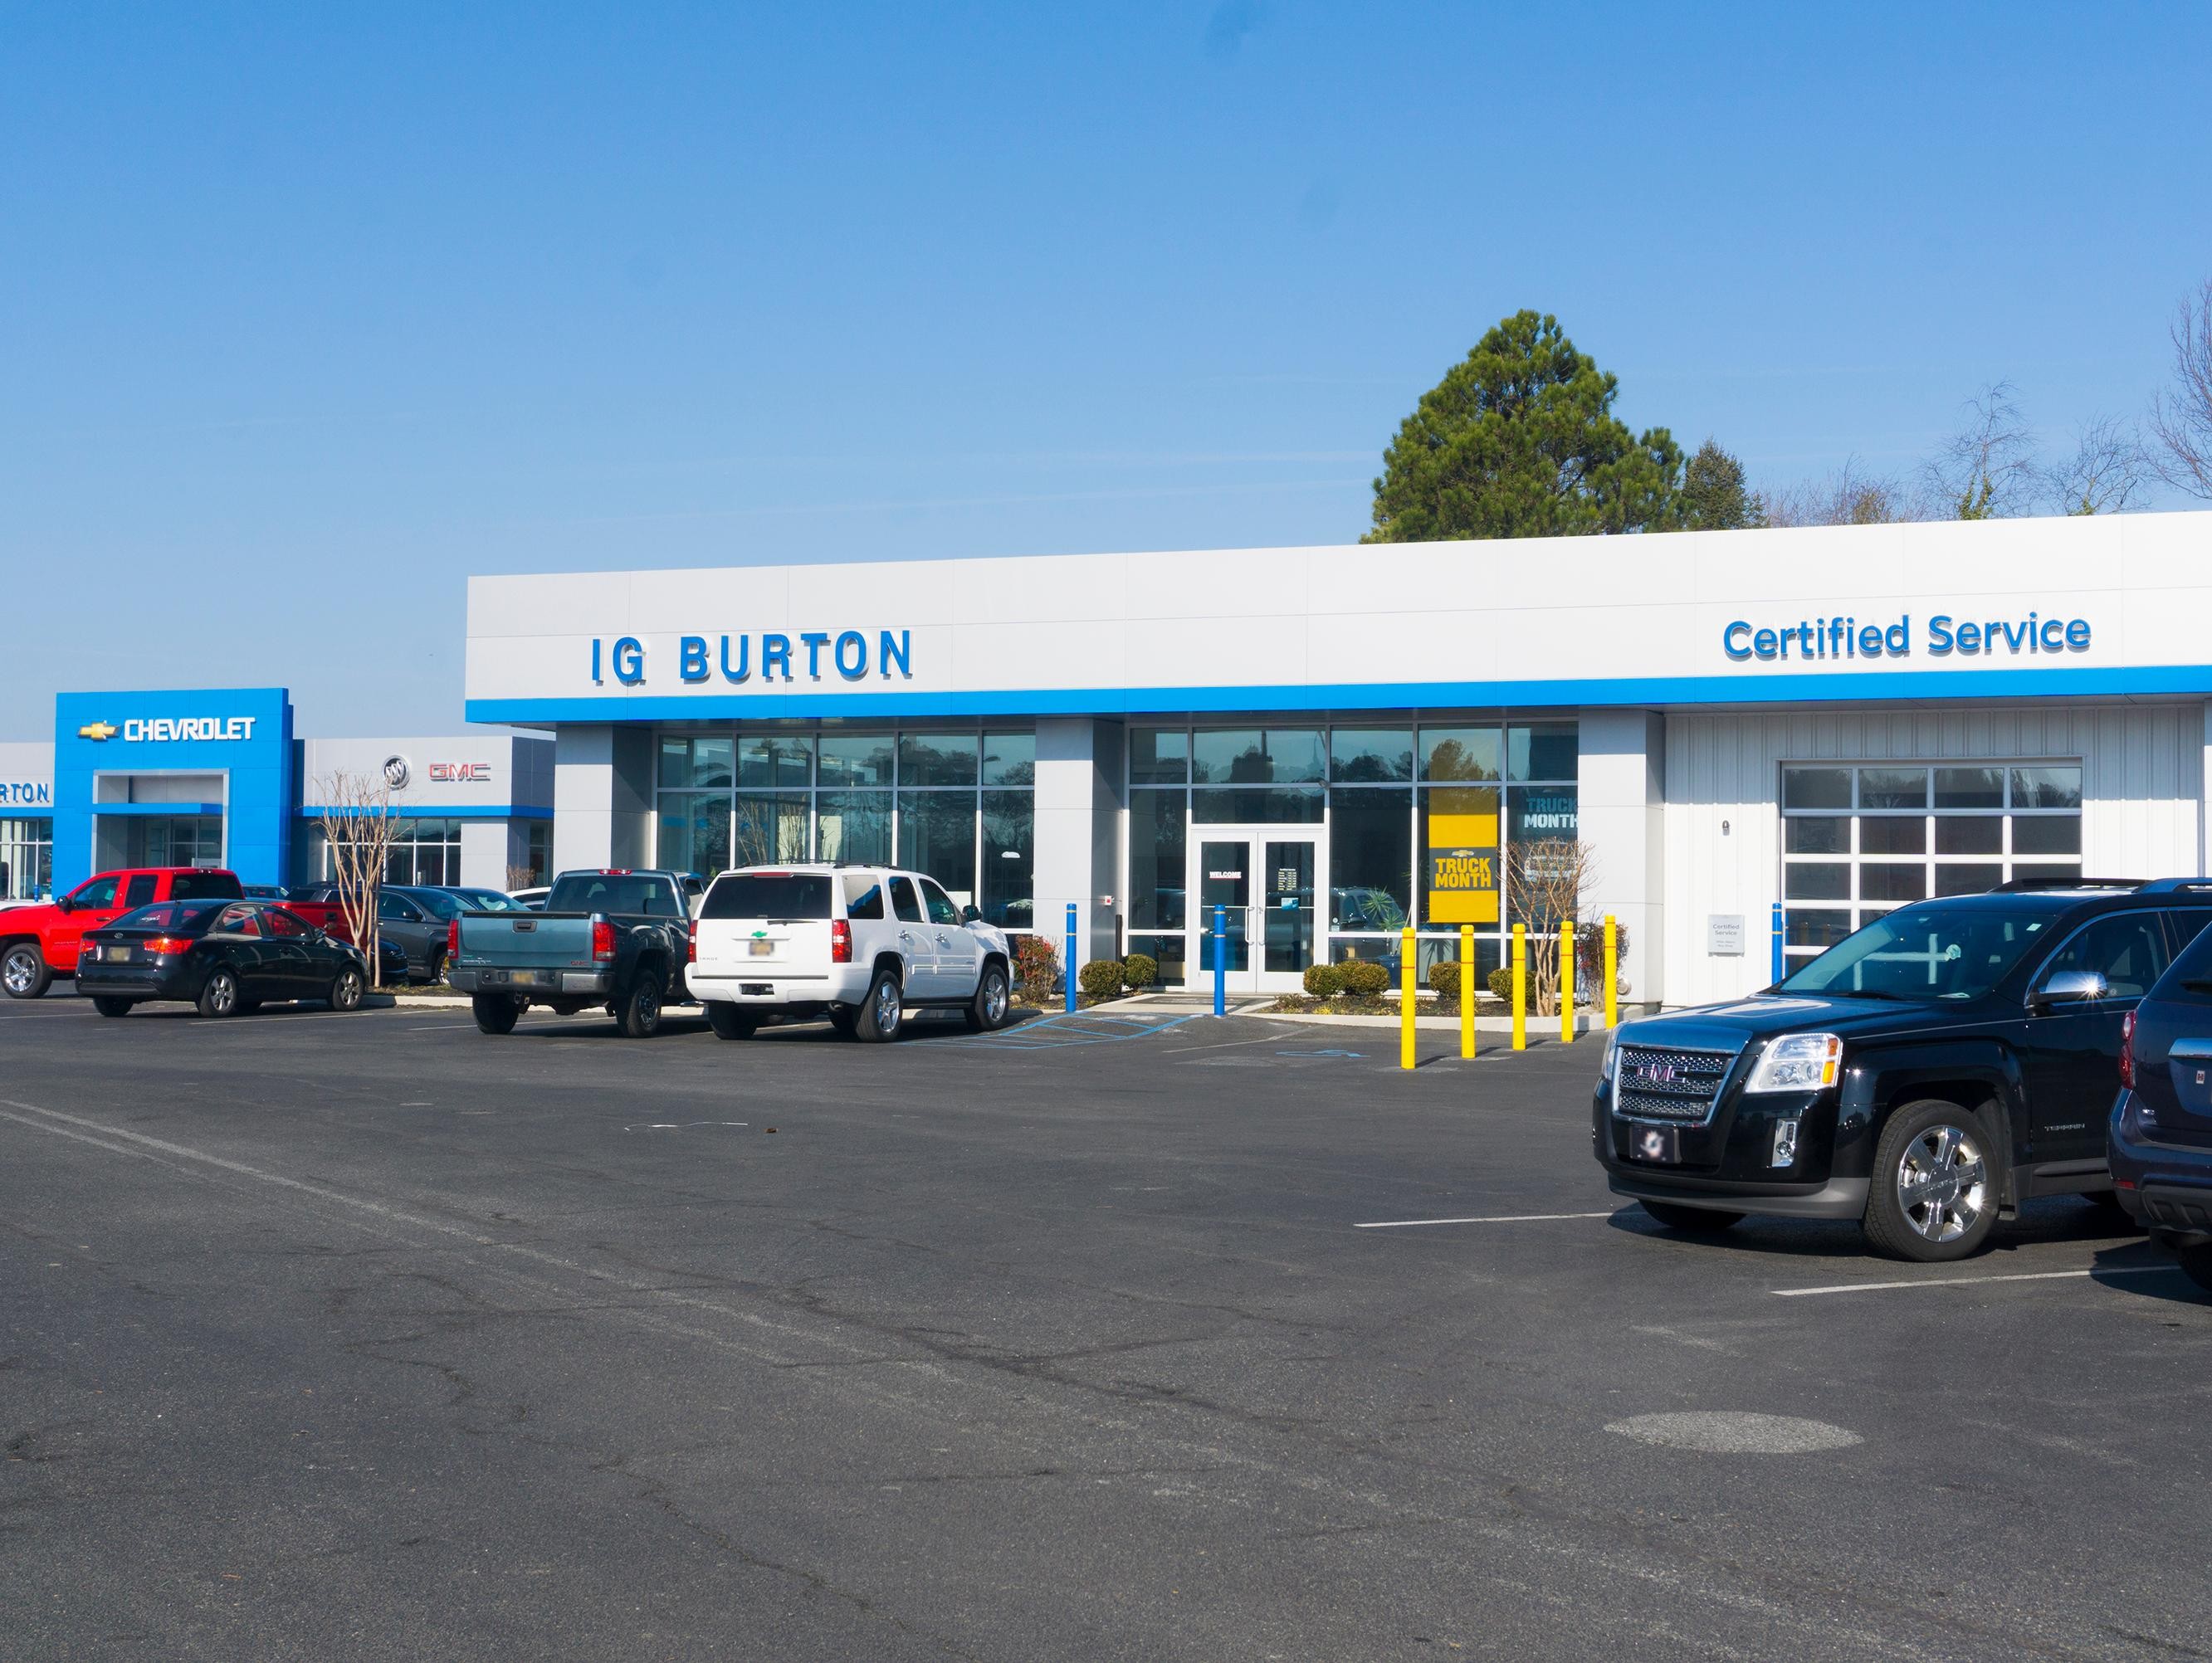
[314, 771, 403, 988]
[2149, 279, 2212, 499]
[1919, 381, 2039, 519]
[505, 863, 536, 892]
[1508, 839, 1596, 1017]
[1760, 458, 1912, 528]
[2044, 414, 2151, 515]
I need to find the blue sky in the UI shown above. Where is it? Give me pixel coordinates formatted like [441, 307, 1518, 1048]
[3, 2, 2207, 738]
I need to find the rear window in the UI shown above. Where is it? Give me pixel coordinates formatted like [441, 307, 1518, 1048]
[546, 874, 681, 918]
[405, 890, 462, 920]
[171, 871, 243, 900]
[844, 875, 885, 920]
[112, 901, 222, 933]
[703, 873, 834, 921]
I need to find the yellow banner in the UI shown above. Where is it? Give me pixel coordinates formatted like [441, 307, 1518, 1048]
[1427, 805, 1499, 924]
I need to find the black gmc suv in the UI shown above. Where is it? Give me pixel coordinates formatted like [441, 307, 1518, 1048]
[1594, 880, 2212, 1261]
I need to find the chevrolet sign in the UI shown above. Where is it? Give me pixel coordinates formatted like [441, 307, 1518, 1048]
[114, 717, 260, 743]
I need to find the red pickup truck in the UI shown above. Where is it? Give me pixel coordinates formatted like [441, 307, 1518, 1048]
[1, 867, 245, 999]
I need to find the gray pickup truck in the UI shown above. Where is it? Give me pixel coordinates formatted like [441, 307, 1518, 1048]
[449, 868, 701, 1036]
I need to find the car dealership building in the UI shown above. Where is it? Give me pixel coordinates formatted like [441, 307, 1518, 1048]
[10, 510, 2211, 1008]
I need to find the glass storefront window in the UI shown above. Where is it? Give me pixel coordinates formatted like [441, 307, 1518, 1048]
[1331, 729, 1413, 783]
[2013, 766, 2083, 809]
[1130, 729, 1189, 784]
[1507, 724, 1578, 783]
[739, 734, 812, 789]
[1421, 727, 1502, 783]
[1783, 767, 1852, 810]
[1420, 785, 1501, 930]
[900, 734, 979, 788]
[1509, 785, 1580, 842]
[1129, 791, 1187, 930]
[983, 732, 1036, 787]
[659, 735, 734, 790]
[815, 791, 892, 866]
[0, 817, 53, 900]
[818, 733, 896, 788]
[1192, 729, 1324, 785]
[656, 795, 729, 880]
[898, 791, 978, 905]
[1130, 933, 1185, 983]
[1192, 787, 1325, 824]
[732, 793, 808, 866]
[981, 790, 1034, 929]
[1327, 788, 1410, 933]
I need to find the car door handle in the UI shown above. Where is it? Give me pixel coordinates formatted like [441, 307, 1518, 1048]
[2170, 1038, 2212, 1061]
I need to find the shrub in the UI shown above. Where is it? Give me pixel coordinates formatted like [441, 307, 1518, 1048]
[1015, 934, 1062, 1005]
[1123, 952, 1159, 990]
[1303, 963, 1345, 998]
[1079, 958, 1126, 1001]
[1338, 960, 1389, 997]
[1487, 966, 1515, 1001]
[1426, 959, 1470, 999]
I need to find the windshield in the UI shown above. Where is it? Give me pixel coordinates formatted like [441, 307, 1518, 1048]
[110, 901, 223, 934]
[403, 890, 463, 920]
[465, 891, 525, 912]
[1777, 904, 2058, 1001]
[703, 873, 833, 921]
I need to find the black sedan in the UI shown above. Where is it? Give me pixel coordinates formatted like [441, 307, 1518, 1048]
[76, 899, 369, 1018]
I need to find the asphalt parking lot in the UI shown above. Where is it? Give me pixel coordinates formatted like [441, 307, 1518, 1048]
[4, 992, 2210, 1661]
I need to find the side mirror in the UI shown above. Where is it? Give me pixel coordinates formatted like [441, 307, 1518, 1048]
[54, 894, 73, 914]
[2034, 969, 2109, 1007]
[961, 905, 983, 924]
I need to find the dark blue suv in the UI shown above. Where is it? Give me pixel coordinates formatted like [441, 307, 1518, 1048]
[2111, 924, 2212, 1294]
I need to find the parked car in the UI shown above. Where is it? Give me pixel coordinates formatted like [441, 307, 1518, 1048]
[689, 864, 1014, 1042]
[426, 885, 530, 914]
[448, 868, 696, 1036]
[374, 887, 454, 983]
[2109, 919, 2212, 1294]
[510, 887, 550, 910]
[242, 884, 289, 900]
[1594, 880, 2212, 1261]
[2, 866, 245, 999]
[76, 898, 369, 1018]
[277, 883, 363, 944]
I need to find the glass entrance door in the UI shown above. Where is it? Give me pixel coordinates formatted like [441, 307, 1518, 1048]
[1194, 833, 1319, 993]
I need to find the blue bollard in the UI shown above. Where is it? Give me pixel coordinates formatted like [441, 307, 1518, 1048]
[1770, 900, 1785, 985]
[1064, 902, 1078, 1012]
[1213, 904, 1227, 1017]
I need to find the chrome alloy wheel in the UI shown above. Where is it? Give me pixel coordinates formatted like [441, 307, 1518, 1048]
[873, 975, 902, 1036]
[203, 970, 237, 1017]
[983, 968, 1008, 1026]
[2, 947, 37, 996]
[1895, 1123, 1989, 1244]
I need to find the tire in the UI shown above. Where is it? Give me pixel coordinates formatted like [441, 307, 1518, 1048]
[328, 967, 364, 1012]
[854, 966, 903, 1042]
[197, 967, 242, 1019]
[1863, 1100, 2000, 1262]
[617, 974, 664, 1038]
[826, 1007, 857, 1037]
[706, 1002, 756, 1041]
[1639, 1199, 1745, 1234]
[2175, 1242, 2212, 1297]
[91, 995, 135, 1018]
[427, 949, 447, 987]
[471, 992, 522, 1035]
[2, 942, 51, 1001]
[964, 960, 1012, 1032]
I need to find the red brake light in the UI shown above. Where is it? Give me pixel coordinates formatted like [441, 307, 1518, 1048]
[601, 869, 631, 876]
[687, 920, 697, 963]
[2119, 1010, 2136, 1089]
[145, 936, 192, 955]
[447, 918, 461, 958]
[591, 915, 616, 962]
[830, 918, 852, 963]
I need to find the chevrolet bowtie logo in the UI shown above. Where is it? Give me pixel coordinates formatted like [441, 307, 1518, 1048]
[78, 721, 118, 741]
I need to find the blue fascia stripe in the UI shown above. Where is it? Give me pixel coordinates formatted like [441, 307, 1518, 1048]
[90, 802, 224, 817]
[465, 661, 2212, 725]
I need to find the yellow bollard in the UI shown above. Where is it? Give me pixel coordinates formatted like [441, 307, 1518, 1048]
[1603, 914, 1618, 1031]
[1560, 919, 1575, 1045]
[1458, 923, 1475, 1060]
[1399, 925, 1417, 1070]
[1511, 924, 1526, 1051]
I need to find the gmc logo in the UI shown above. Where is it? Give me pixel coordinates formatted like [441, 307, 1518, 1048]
[427, 763, 492, 783]
[1633, 1063, 1680, 1086]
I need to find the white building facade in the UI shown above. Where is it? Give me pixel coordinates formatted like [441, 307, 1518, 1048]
[464, 511, 2212, 1007]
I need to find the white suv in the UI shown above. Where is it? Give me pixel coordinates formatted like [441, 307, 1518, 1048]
[689, 865, 1016, 1041]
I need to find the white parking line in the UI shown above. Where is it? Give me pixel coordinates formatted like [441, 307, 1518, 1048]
[1773, 1265, 2183, 1298]
[1355, 1210, 1617, 1229]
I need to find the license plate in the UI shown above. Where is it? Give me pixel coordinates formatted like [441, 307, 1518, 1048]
[1628, 1124, 1679, 1163]
[107, 946, 131, 963]
[510, 968, 543, 987]
[749, 939, 774, 957]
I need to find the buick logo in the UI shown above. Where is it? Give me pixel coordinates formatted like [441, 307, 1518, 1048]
[383, 754, 411, 789]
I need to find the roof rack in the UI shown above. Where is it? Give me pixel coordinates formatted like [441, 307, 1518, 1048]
[1987, 877, 2146, 892]
[2133, 878, 2212, 895]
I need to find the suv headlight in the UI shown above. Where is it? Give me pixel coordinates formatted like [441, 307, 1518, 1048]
[1746, 1032, 1843, 1094]
[1599, 1030, 1622, 1083]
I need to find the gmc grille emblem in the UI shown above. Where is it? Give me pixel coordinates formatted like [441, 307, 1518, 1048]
[1633, 1063, 1680, 1086]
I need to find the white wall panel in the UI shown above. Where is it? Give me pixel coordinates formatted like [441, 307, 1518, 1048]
[1663, 702, 2205, 1009]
